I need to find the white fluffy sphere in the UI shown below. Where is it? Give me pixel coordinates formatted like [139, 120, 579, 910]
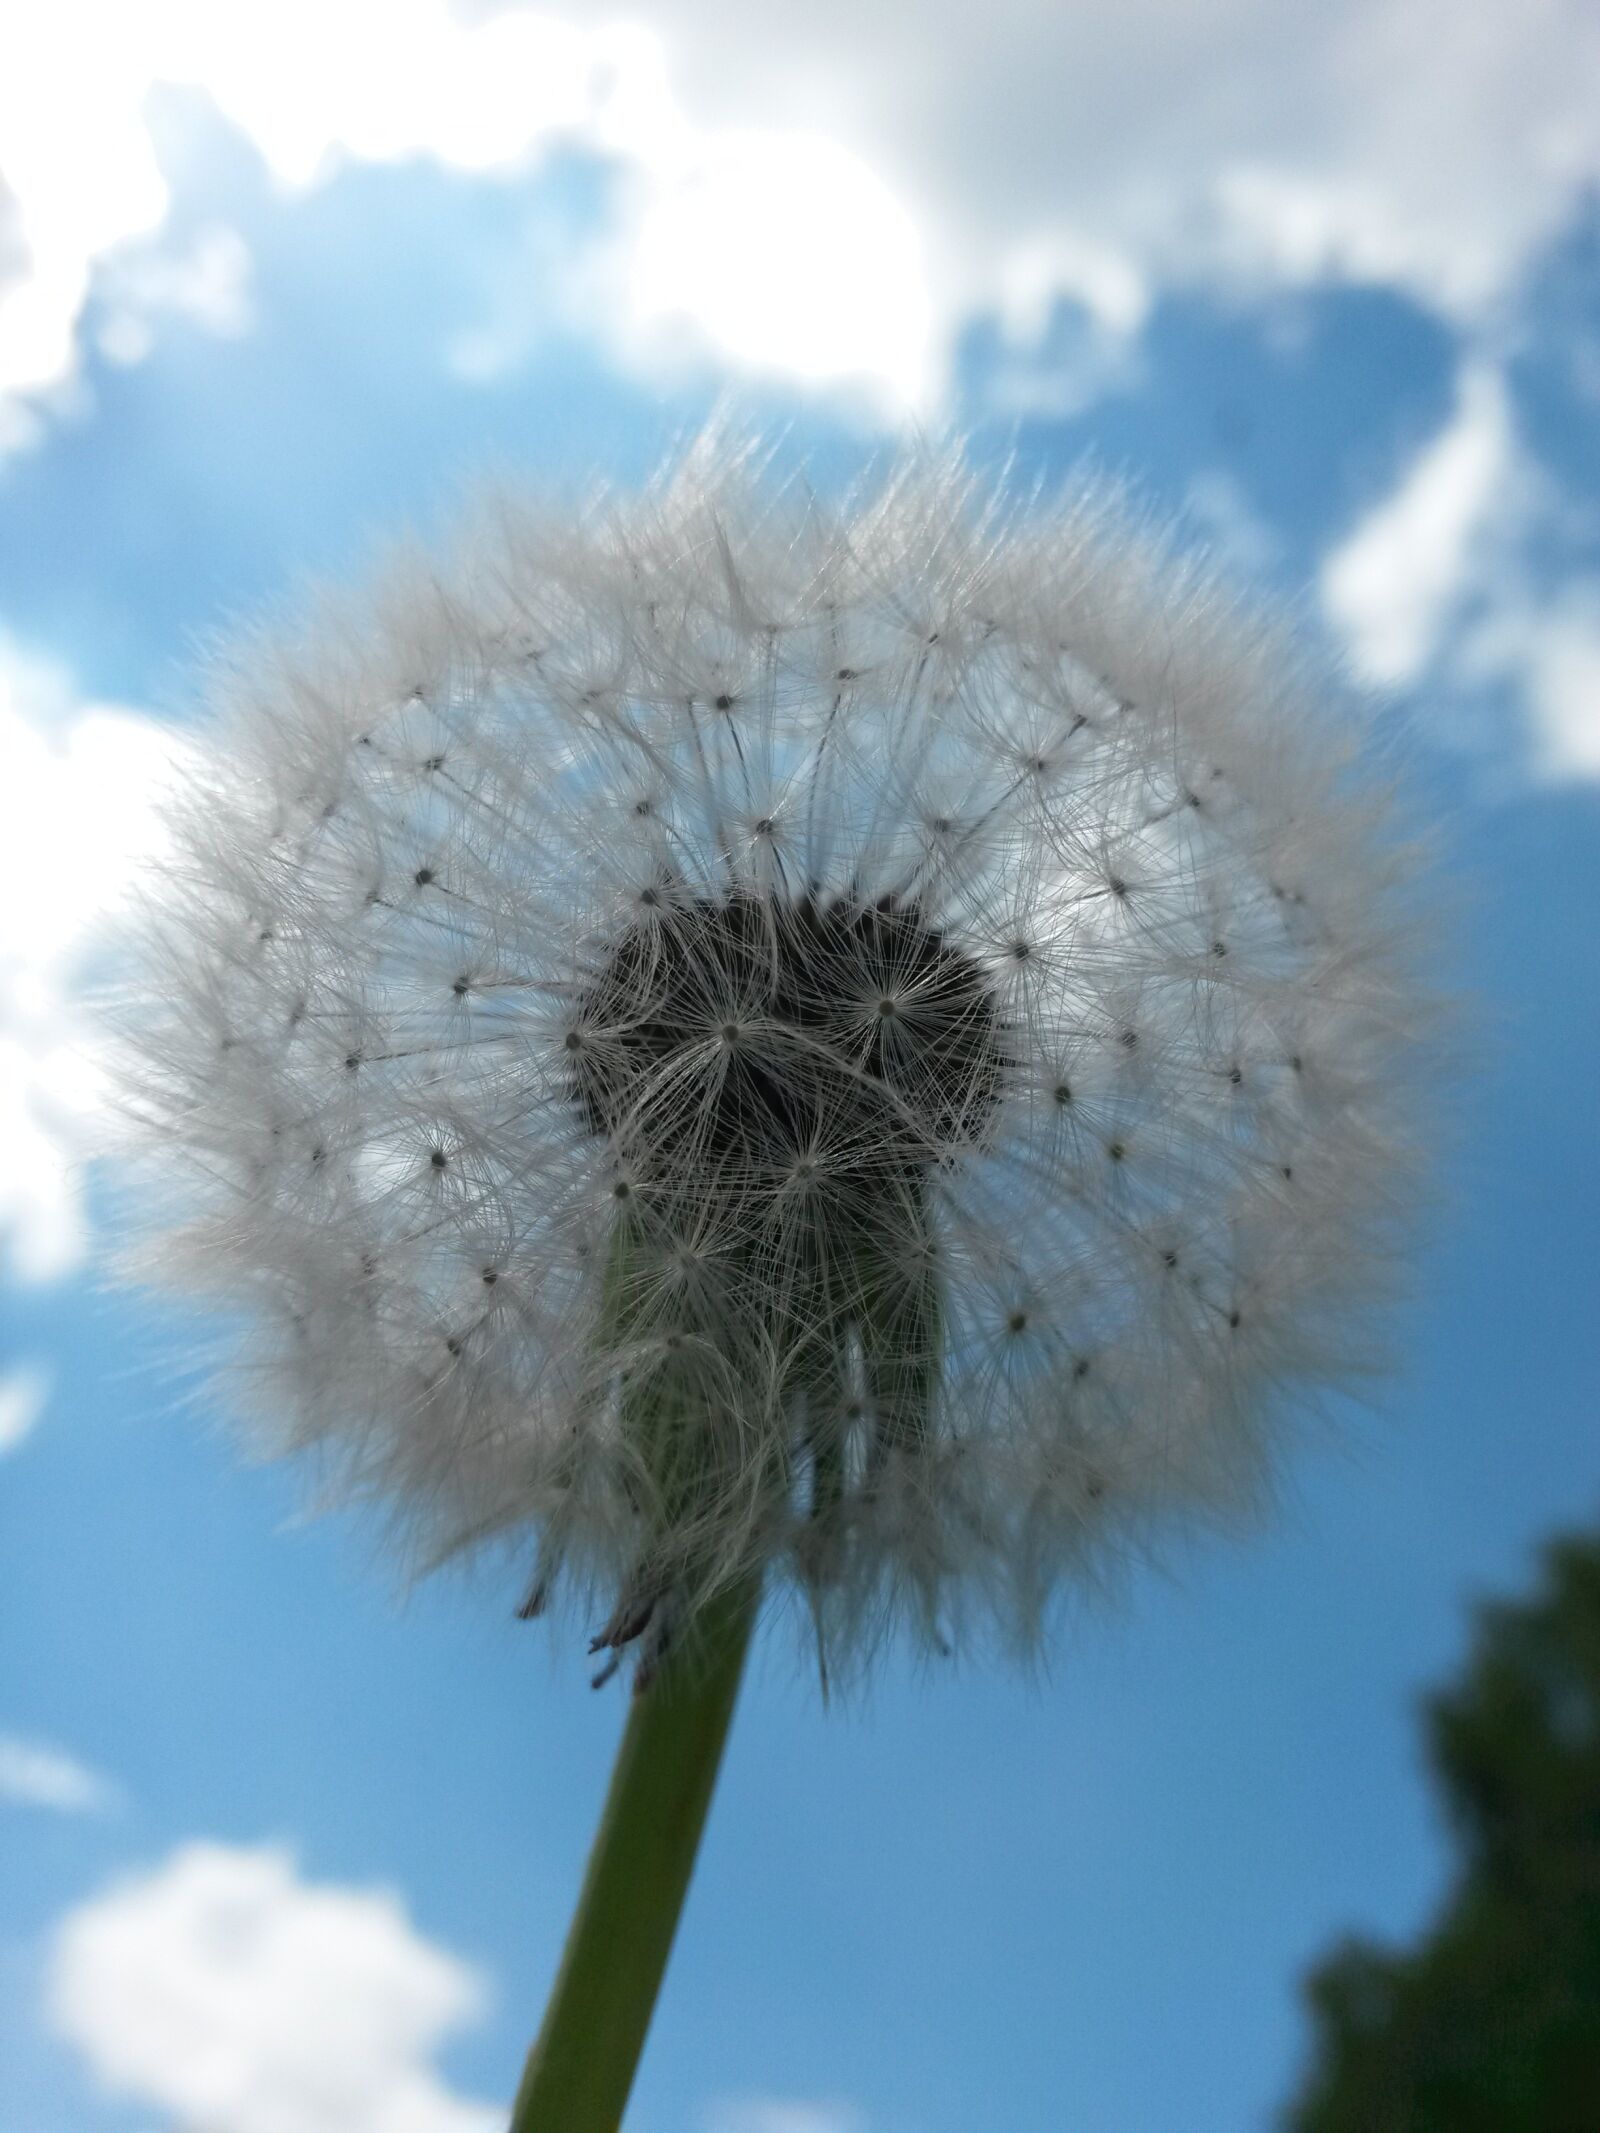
[119, 442, 1433, 1679]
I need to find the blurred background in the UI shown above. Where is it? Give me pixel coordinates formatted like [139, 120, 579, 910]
[2, 5, 1598, 2129]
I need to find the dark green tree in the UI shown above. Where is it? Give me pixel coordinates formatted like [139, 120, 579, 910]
[1287, 1530, 1600, 2131]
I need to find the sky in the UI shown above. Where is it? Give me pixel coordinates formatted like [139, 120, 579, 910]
[2, 4, 1598, 2129]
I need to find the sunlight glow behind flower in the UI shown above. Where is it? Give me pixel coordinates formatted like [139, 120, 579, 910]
[621, 129, 931, 402]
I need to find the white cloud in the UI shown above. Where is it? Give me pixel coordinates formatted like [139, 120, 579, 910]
[0, 640, 187, 1284]
[0, 1733, 118, 1814]
[5, 1, 1600, 434]
[613, 0, 1600, 316]
[1460, 581, 1600, 781]
[49, 1841, 501, 2133]
[0, 1363, 50, 1453]
[1514, 597, 1600, 780]
[1321, 365, 1514, 688]
[707, 2101, 866, 2133]
[530, 0, 1600, 399]
[95, 225, 253, 370]
[1321, 364, 1600, 780]
[608, 128, 933, 404]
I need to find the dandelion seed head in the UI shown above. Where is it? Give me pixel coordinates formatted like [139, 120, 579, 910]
[114, 440, 1437, 1678]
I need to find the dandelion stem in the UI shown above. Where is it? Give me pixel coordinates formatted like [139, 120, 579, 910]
[510, 1575, 760, 2133]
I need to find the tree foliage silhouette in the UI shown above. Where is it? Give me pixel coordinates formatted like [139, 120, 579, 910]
[1288, 1529, 1600, 2129]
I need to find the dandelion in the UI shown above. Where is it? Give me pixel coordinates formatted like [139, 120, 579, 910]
[116, 437, 1433, 2129]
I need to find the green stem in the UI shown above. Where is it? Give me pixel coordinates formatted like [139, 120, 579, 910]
[510, 1578, 760, 2133]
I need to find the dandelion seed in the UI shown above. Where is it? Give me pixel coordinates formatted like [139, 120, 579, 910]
[114, 439, 1435, 1683]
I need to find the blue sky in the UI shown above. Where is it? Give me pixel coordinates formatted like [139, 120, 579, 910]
[3, 8, 1599, 2131]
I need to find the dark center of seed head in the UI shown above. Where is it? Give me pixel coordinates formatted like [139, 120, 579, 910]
[571, 892, 1002, 1193]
